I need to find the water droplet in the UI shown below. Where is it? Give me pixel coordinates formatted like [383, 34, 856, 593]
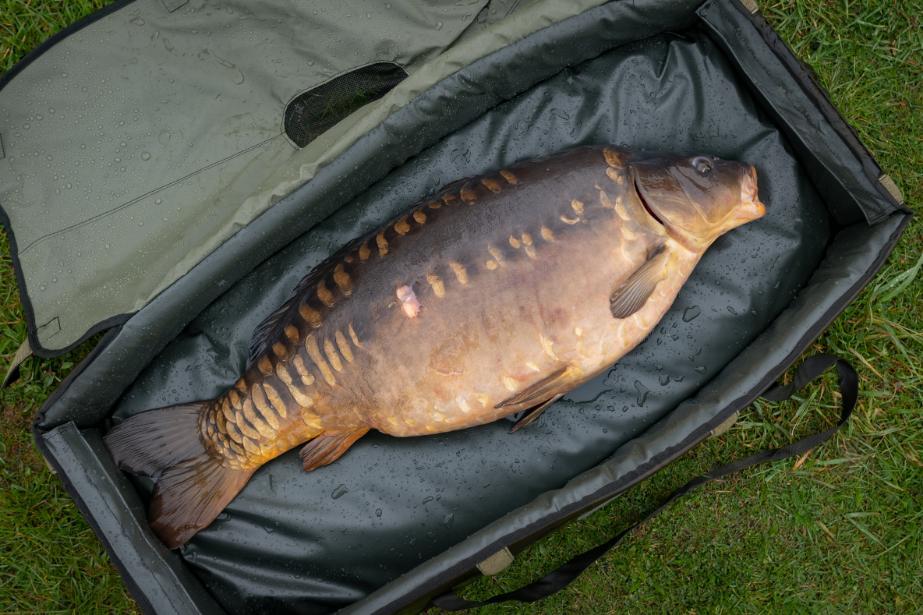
[659, 374, 670, 386]
[435, 20, 444, 29]
[727, 305, 738, 315]
[695, 365, 707, 373]
[682, 305, 701, 322]
[331, 484, 349, 499]
[442, 512, 455, 526]
[141, 151, 151, 161]
[375, 508, 382, 518]
[634, 380, 650, 406]
[422, 496, 434, 505]
[130, 16, 145, 26]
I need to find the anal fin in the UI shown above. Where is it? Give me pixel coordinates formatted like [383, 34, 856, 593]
[300, 428, 369, 471]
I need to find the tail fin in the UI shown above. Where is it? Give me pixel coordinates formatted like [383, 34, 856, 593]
[105, 403, 254, 549]
[105, 404, 205, 476]
[149, 455, 253, 548]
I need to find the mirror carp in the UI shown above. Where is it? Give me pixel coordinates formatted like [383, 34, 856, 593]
[106, 146, 766, 548]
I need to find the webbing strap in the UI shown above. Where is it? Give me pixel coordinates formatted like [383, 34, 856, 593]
[2, 337, 32, 388]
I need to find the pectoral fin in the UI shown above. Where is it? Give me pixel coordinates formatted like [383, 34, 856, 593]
[610, 246, 669, 319]
[300, 428, 369, 471]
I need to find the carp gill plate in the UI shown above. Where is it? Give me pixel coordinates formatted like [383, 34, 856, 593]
[106, 146, 766, 548]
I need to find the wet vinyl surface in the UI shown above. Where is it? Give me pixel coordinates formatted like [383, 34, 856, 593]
[113, 32, 830, 613]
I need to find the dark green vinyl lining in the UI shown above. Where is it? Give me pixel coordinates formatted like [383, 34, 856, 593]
[26, 0, 907, 613]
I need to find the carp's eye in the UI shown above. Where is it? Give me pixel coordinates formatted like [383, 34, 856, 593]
[692, 156, 713, 176]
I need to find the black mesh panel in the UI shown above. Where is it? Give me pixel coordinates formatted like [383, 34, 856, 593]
[284, 62, 408, 147]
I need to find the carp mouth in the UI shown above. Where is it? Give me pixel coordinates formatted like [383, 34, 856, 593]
[633, 176, 666, 227]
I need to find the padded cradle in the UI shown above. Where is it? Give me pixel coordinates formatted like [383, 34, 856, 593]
[112, 29, 832, 613]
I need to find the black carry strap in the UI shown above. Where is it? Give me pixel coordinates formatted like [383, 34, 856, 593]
[434, 354, 858, 610]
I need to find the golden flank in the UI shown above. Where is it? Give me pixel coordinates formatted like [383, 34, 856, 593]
[106, 146, 766, 548]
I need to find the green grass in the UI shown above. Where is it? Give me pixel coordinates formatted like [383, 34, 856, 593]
[1, 0, 920, 613]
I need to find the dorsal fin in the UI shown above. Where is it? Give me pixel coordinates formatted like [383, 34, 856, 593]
[247, 201, 441, 365]
[246, 172, 501, 366]
[247, 268, 323, 366]
[247, 234, 364, 367]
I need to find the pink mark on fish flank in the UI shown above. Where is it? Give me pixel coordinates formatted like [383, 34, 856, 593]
[397, 285, 421, 318]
